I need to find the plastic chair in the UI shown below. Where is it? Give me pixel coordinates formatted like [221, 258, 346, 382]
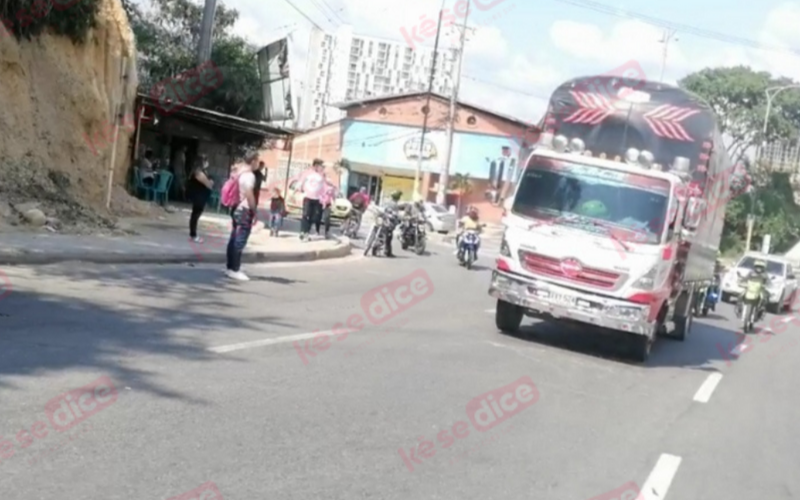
[208, 188, 222, 212]
[134, 168, 155, 201]
[152, 171, 173, 205]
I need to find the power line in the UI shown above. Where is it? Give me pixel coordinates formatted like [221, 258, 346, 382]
[307, 0, 341, 27]
[282, 0, 325, 31]
[461, 74, 551, 100]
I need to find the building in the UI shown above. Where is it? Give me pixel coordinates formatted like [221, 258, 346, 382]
[262, 92, 539, 224]
[759, 140, 800, 173]
[298, 25, 456, 130]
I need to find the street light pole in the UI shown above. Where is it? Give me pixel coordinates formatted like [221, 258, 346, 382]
[747, 84, 800, 251]
[658, 29, 677, 82]
[412, 0, 446, 201]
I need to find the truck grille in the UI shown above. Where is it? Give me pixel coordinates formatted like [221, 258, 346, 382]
[518, 250, 621, 289]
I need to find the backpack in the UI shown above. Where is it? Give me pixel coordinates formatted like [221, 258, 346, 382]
[220, 173, 241, 207]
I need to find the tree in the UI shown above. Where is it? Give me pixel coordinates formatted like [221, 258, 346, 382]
[122, 0, 263, 120]
[679, 66, 800, 165]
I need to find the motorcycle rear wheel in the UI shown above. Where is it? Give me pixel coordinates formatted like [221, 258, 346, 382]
[363, 227, 377, 256]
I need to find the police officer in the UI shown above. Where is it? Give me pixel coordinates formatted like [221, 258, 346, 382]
[382, 190, 403, 257]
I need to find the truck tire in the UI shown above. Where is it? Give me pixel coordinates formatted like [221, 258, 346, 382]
[631, 335, 651, 363]
[670, 289, 694, 341]
[496, 300, 523, 333]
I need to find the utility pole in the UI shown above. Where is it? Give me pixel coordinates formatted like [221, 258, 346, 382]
[197, 0, 217, 63]
[321, 35, 336, 125]
[437, 0, 470, 206]
[412, 0, 446, 200]
[658, 29, 677, 82]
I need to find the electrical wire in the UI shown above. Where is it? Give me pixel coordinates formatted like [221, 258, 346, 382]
[282, 0, 325, 31]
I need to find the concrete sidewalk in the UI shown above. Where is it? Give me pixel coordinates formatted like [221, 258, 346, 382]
[0, 211, 351, 266]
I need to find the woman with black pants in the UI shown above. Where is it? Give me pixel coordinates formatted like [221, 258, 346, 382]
[188, 156, 214, 242]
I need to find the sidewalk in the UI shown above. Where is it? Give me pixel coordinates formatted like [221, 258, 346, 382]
[0, 210, 351, 266]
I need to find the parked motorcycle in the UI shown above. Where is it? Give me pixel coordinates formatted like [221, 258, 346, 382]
[363, 207, 400, 257]
[399, 213, 427, 255]
[457, 229, 481, 269]
[341, 208, 362, 239]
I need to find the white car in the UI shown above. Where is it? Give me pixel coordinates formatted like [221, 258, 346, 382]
[720, 252, 798, 313]
[422, 202, 456, 233]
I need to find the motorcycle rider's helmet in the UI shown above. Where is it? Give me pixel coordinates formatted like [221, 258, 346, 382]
[390, 190, 402, 201]
[754, 259, 767, 273]
[467, 205, 479, 220]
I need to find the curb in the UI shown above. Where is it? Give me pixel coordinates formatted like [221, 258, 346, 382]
[0, 240, 353, 266]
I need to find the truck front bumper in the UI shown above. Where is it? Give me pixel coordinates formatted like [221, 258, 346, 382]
[488, 270, 656, 337]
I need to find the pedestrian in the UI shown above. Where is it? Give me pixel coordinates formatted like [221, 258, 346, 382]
[225, 151, 259, 281]
[317, 182, 337, 239]
[254, 161, 266, 209]
[187, 155, 214, 243]
[140, 150, 156, 187]
[269, 187, 286, 237]
[298, 159, 325, 241]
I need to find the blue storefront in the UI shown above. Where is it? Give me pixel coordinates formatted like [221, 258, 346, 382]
[339, 120, 524, 203]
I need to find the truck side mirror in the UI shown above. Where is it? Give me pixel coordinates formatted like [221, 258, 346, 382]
[683, 197, 705, 230]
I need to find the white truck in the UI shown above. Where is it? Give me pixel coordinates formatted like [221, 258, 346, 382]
[488, 76, 743, 361]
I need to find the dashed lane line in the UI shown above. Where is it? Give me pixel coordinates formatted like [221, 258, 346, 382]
[640, 453, 682, 500]
[692, 372, 723, 403]
[208, 329, 358, 353]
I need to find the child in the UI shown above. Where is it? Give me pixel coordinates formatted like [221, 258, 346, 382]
[269, 188, 287, 236]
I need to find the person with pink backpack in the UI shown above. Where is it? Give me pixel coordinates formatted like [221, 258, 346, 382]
[220, 151, 259, 281]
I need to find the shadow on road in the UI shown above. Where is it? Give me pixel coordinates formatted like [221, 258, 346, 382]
[497, 315, 746, 368]
[0, 265, 295, 399]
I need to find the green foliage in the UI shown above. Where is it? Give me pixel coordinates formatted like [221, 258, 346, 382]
[681, 66, 800, 255]
[123, 0, 263, 120]
[679, 66, 800, 164]
[1, 0, 100, 43]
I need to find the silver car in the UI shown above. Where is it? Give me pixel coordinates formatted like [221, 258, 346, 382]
[422, 202, 456, 233]
[720, 252, 798, 313]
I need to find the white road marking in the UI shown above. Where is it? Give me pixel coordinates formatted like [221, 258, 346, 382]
[208, 329, 357, 353]
[640, 453, 682, 500]
[693, 372, 723, 403]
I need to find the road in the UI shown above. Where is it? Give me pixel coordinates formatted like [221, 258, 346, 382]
[0, 241, 798, 500]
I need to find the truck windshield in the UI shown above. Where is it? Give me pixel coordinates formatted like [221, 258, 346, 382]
[512, 156, 671, 244]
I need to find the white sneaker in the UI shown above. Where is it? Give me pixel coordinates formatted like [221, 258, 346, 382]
[228, 270, 250, 281]
[193, 236, 204, 243]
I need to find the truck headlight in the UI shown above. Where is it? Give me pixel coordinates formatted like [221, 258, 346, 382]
[499, 234, 511, 257]
[632, 265, 657, 290]
[609, 305, 647, 321]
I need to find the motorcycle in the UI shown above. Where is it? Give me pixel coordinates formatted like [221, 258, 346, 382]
[457, 229, 481, 269]
[341, 207, 362, 239]
[735, 276, 765, 333]
[363, 206, 400, 257]
[399, 213, 427, 255]
[694, 274, 720, 317]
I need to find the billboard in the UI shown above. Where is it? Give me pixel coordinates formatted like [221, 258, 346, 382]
[257, 36, 295, 122]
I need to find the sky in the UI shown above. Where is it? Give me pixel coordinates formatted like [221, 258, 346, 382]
[159, 0, 800, 125]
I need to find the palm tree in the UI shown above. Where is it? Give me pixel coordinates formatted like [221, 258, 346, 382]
[449, 173, 473, 216]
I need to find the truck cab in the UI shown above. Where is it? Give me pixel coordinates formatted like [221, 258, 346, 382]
[488, 77, 733, 361]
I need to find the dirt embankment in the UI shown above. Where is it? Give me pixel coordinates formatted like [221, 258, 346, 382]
[0, 0, 152, 234]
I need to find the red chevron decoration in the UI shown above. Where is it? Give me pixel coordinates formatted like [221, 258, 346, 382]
[643, 105, 700, 141]
[562, 91, 618, 125]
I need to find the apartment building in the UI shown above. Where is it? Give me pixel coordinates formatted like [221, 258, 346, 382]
[299, 25, 455, 130]
[759, 140, 800, 172]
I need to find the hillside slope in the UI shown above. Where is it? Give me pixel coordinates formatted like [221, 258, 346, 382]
[0, 0, 145, 232]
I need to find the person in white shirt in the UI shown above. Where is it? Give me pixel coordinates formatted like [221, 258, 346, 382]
[225, 152, 259, 281]
[298, 159, 325, 241]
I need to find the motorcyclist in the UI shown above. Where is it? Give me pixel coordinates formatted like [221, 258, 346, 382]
[347, 187, 370, 234]
[743, 259, 770, 319]
[381, 190, 403, 257]
[455, 206, 482, 257]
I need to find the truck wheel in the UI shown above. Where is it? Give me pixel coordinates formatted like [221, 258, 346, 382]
[495, 300, 523, 334]
[768, 295, 783, 314]
[672, 313, 693, 341]
[631, 335, 651, 362]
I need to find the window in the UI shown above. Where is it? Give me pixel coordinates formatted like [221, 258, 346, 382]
[737, 257, 785, 277]
[512, 156, 671, 244]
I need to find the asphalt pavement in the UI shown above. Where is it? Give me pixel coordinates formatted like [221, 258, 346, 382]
[0, 246, 798, 500]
